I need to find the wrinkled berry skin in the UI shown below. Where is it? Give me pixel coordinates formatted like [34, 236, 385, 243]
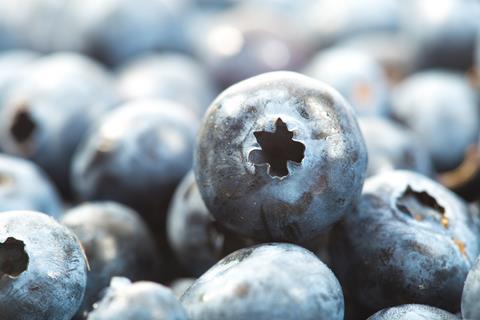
[367, 304, 459, 320]
[0, 211, 87, 320]
[358, 117, 432, 177]
[462, 257, 480, 319]
[87, 278, 188, 320]
[167, 171, 257, 276]
[194, 71, 367, 244]
[303, 47, 390, 117]
[391, 71, 479, 173]
[61, 202, 159, 318]
[72, 99, 197, 231]
[331, 170, 479, 313]
[0, 154, 62, 218]
[0, 53, 118, 195]
[116, 53, 217, 118]
[181, 243, 344, 320]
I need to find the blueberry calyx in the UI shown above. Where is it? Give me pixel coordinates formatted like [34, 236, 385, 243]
[10, 107, 36, 144]
[0, 237, 29, 278]
[248, 117, 305, 178]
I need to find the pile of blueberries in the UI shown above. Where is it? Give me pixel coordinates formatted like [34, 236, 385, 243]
[1, 0, 480, 319]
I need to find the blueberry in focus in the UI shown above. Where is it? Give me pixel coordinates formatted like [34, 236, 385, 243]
[72, 99, 197, 233]
[0, 211, 88, 320]
[167, 171, 257, 276]
[367, 304, 459, 320]
[462, 257, 480, 320]
[181, 243, 344, 320]
[330, 170, 479, 313]
[61, 201, 160, 318]
[358, 116, 432, 177]
[116, 53, 217, 118]
[194, 71, 367, 244]
[87, 277, 188, 320]
[0, 153, 62, 218]
[390, 70, 479, 172]
[303, 47, 390, 116]
[0, 52, 118, 195]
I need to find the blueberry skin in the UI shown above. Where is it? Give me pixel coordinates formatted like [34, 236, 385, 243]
[194, 71, 368, 244]
[303, 47, 390, 116]
[87, 278, 188, 320]
[116, 53, 217, 118]
[0, 52, 118, 195]
[0, 154, 62, 218]
[462, 257, 480, 319]
[367, 304, 459, 320]
[390, 71, 479, 172]
[331, 170, 479, 312]
[0, 211, 87, 320]
[400, 0, 480, 71]
[72, 99, 197, 231]
[358, 117, 432, 178]
[61, 201, 159, 318]
[181, 243, 344, 320]
[167, 171, 257, 276]
[170, 278, 196, 298]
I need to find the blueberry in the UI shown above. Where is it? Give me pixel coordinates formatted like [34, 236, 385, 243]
[87, 277, 188, 320]
[188, 6, 311, 87]
[0, 153, 62, 218]
[75, 0, 190, 66]
[330, 170, 479, 312]
[0, 211, 88, 320]
[167, 171, 257, 276]
[367, 304, 459, 320]
[462, 257, 480, 319]
[0, 52, 118, 196]
[304, 0, 400, 49]
[170, 278, 196, 298]
[400, 0, 480, 71]
[194, 71, 367, 243]
[358, 117, 432, 177]
[181, 243, 344, 320]
[390, 70, 479, 172]
[303, 47, 390, 116]
[61, 201, 159, 318]
[72, 99, 197, 233]
[116, 53, 217, 118]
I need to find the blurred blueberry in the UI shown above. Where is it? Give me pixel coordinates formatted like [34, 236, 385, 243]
[61, 201, 159, 318]
[0, 50, 39, 106]
[0, 52, 118, 196]
[331, 170, 479, 312]
[72, 99, 197, 235]
[390, 70, 479, 172]
[303, 47, 390, 116]
[73, 0, 191, 66]
[462, 257, 480, 319]
[167, 171, 257, 276]
[358, 117, 432, 177]
[170, 278, 196, 298]
[116, 53, 217, 117]
[195, 71, 367, 244]
[338, 32, 415, 85]
[0, 153, 61, 218]
[87, 277, 188, 320]
[368, 304, 459, 320]
[181, 243, 344, 320]
[0, 211, 88, 320]
[304, 0, 400, 49]
[187, 5, 312, 88]
[400, 0, 480, 71]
